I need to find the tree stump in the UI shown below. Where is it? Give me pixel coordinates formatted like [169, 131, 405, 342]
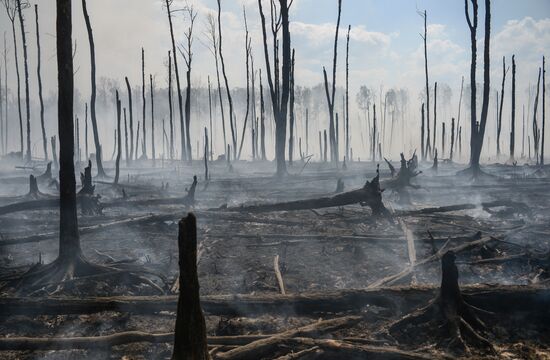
[172, 213, 209, 360]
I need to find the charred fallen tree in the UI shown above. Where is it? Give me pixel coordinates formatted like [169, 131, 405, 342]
[224, 172, 389, 216]
[383, 153, 421, 191]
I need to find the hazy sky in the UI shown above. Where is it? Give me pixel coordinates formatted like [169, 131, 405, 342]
[0, 0, 549, 160]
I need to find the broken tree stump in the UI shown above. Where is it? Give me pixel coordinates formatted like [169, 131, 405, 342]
[37, 162, 52, 182]
[183, 175, 198, 206]
[79, 160, 95, 195]
[383, 153, 421, 191]
[172, 213, 209, 360]
[387, 251, 495, 356]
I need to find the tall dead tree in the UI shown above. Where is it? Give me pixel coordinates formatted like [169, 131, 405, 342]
[345, 25, 351, 163]
[323, 0, 342, 165]
[141, 48, 147, 159]
[260, 68, 266, 160]
[164, 0, 186, 161]
[2, 0, 23, 155]
[451, 117, 456, 160]
[541, 56, 546, 166]
[433, 81, 437, 156]
[372, 103, 377, 162]
[218, 0, 236, 160]
[180, 5, 197, 162]
[34, 4, 47, 160]
[167, 51, 174, 160]
[82, 0, 105, 177]
[510, 55, 516, 160]
[238, 7, 252, 160]
[207, 76, 213, 161]
[205, 14, 226, 153]
[288, 48, 295, 165]
[114, 91, 121, 184]
[2, 32, 7, 154]
[533, 67, 541, 163]
[16, 0, 31, 161]
[421, 103, 425, 160]
[258, 0, 292, 176]
[455, 76, 464, 158]
[497, 56, 508, 156]
[150, 74, 155, 163]
[419, 9, 430, 161]
[124, 77, 134, 162]
[465, 0, 491, 175]
[0, 47, 2, 154]
[124, 108, 129, 166]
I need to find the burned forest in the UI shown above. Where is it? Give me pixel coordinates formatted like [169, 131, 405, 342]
[1, 0, 550, 359]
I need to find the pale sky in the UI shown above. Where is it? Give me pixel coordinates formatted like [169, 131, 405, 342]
[0, 0, 549, 161]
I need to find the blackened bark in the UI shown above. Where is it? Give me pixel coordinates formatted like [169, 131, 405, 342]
[456, 76, 464, 158]
[51, 136, 58, 171]
[35, 4, 47, 161]
[168, 51, 174, 160]
[372, 104, 376, 162]
[16, 0, 31, 161]
[422, 10, 430, 161]
[433, 81, 437, 157]
[260, 69, 266, 160]
[141, 48, 147, 159]
[288, 48, 295, 165]
[497, 56, 507, 156]
[451, 118, 455, 161]
[114, 91, 121, 184]
[124, 77, 134, 162]
[82, 0, 105, 177]
[150, 74, 155, 163]
[421, 103, 425, 160]
[57, 0, 80, 260]
[510, 55, 516, 160]
[533, 68, 541, 163]
[207, 76, 213, 161]
[124, 108, 129, 166]
[345, 25, 350, 163]
[541, 56, 546, 165]
[238, 9, 251, 161]
[171, 213, 209, 360]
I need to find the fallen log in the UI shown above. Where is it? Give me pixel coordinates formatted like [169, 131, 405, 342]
[224, 172, 388, 216]
[398, 200, 531, 216]
[0, 285, 547, 317]
[216, 315, 362, 360]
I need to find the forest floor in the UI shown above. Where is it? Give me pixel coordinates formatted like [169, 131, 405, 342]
[0, 157, 549, 359]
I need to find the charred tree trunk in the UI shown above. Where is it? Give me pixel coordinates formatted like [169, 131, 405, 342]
[455, 76, 464, 158]
[451, 118, 455, 161]
[124, 78, 134, 163]
[288, 48, 295, 165]
[421, 103, 425, 160]
[442, 122, 446, 158]
[372, 104, 377, 162]
[81, 0, 107, 177]
[58, 0, 80, 261]
[16, 0, 31, 162]
[182, 8, 196, 163]
[533, 68, 541, 163]
[6, 9, 23, 155]
[323, 129, 328, 162]
[150, 74, 155, 164]
[510, 55, 516, 161]
[164, 0, 186, 161]
[433, 81, 437, 157]
[323, 0, 342, 165]
[345, 25, 351, 163]
[51, 136, 58, 171]
[114, 91, 121, 184]
[171, 213, 209, 360]
[84, 103, 88, 160]
[2, 33, 7, 155]
[218, 0, 236, 160]
[168, 51, 174, 160]
[260, 69, 266, 161]
[35, 4, 47, 161]
[238, 9, 251, 161]
[208, 76, 213, 161]
[421, 10, 430, 161]
[497, 56, 507, 157]
[124, 108, 129, 166]
[82, 0, 105, 177]
[541, 56, 546, 166]
[141, 48, 147, 160]
[305, 108, 309, 156]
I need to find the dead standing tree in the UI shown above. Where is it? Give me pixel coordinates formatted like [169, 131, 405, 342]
[114, 91, 121, 184]
[2, 0, 23, 155]
[288, 48, 295, 165]
[179, 5, 197, 162]
[16, 0, 31, 161]
[496, 56, 509, 157]
[532, 67, 541, 163]
[510, 55, 516, 161]
[150, 74, 155, 163]
[258, 0, 292, 176]
[35, 4, 47, 160]
[419, 9, 430, 161]
[164, 0, 187, 161]
[541, 56, 545, 166]
[124, 77, 134, 163]
[323, 0, 342, 165]
[82, 0, 106, 177]
[218, 0, 237, 160]
[463, 0, 491, 177]
[237, 7, 252, 161]
[141, 48, 147, 160]
[345, 25, 351, 163]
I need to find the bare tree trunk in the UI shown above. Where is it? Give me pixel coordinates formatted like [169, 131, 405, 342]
[541, 56, 546, 166]
[455, 76, 464, 158]
[0, 45, 2, 154]
[260, 68, 266, 160]
[465, 0, 479, 170]
[124, 108, 129, 166]
[305, 108, 309, 156]
[167, 51, 174, 160]
[114, 91, 121, 184]
[218, 0, 236, 160]
[204, 127, 209, 180]
[533, 67, 541, 163]
[238, 8, 251, 161]
[57, 0, 80, 260]
[141, 48, 147, 160]
[497, 56, 507, 157]
[150, 74, 155, 164]
[288, 49, 295, 165]
[82, 0, 105, 177]
[421, 10, 430, 161]
[16, 0, 31, 161]
[421, 103, 425, 160]
[124, 77, 134, 163]
[345, 25, 350, 163]
[324, 129, 328, 162]
[164, 0, 186, 161]
[442, 122, 446, 157]
[35, 4, 47, 161]
[451, 117, 455, 161]
[171, 214, 209, 360]
[433, 81, 437, 156]
[3, 33, 7, 154]
[372, 104, 376, 162]
[323, 0, 342, 165]
[510, 55, 516, 160]
[208, 76, 213, 161]
[84, 103, 88, 160]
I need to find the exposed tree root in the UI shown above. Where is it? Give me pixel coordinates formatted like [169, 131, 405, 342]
[386, 251, 496, 356]
[383, 153, 421, 191]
